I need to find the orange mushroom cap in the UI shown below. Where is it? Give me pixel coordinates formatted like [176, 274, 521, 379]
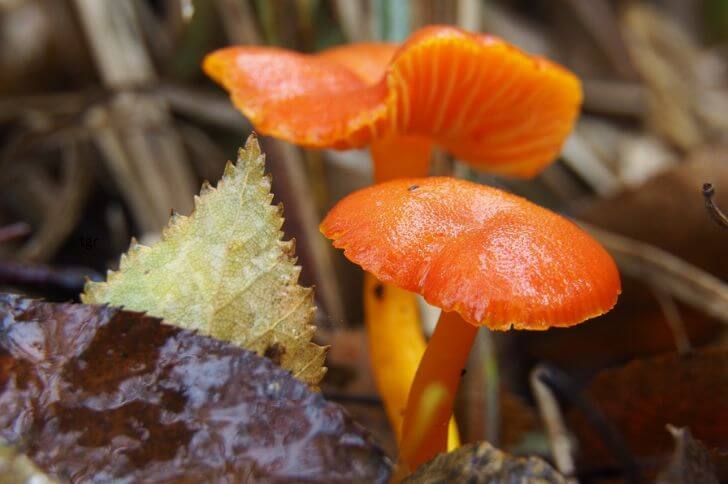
[320, 178, 620, 329]
[317, 42, 398, 85]
[204, 25, 582, 177]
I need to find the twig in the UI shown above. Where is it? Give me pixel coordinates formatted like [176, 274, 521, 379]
[651, 287, 692, 355]
[74, 0, 197, 228]
[561, 131, 623, 197]
[263, 139, 347, 325]
[582, 80, 646, 117]
[479, 329, 500, 445]
[0, 223, 31, 244]
[580, 222, 728, 324]
[533, 365, 640, 483]
[0, 260, 101, 294]
[561, 0, 638, 79]
[214, 0, 263, 44]
[155, 84, 250, 133]
[330, 0, 370, 42]
[18, 141, 94, 262]
[456, 0, 481, 32]
[702, 183, 728, 230]
[530, 365, 578, 482]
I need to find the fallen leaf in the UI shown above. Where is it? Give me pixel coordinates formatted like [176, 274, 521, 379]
[569, 348, 728, 478]
[82, 135, 326, 385]
[403, 441, 566, 484]
[657, 425, 719, 484]
[0, 294, 391, 482]
[0, 440, 56, 484]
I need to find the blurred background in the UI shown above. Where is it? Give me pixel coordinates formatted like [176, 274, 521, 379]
[1, 0, 727, 481]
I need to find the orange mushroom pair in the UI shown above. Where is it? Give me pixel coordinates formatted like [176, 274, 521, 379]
[203, 25, 583, 449]
[320, 177, 621, 470]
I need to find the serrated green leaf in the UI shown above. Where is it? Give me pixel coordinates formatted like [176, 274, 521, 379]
[82, 135, 326, 385]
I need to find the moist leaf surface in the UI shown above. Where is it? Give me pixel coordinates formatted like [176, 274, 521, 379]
[0, 294, 390, 482]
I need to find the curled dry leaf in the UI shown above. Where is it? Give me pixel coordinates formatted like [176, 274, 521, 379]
[569, 348, 728, 478]
[83, 135, 326, 385]
[0, 294, 391, 482]
[403, 441, 566, 484]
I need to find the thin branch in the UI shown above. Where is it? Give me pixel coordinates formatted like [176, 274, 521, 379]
[478, 329, 500, 444]
[0, 223, 31, 244]
[651, 286, 692, 355]
[155, 84, 249, 133]
[0, 260, 101, 294]
[530, 366, 578, 483]
[533, 365, 640, 483]
[702, 183, 728, 230]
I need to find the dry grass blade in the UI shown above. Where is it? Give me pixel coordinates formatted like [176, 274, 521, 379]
[330, 0, 370, 42]
[156, 84, 249, 132]
[19, 141, 93, 262]
[581, 222, 728, 324]
[530, 366, 578, 483]
[74, 0, 196, 229]
[214, 0, 263, 44]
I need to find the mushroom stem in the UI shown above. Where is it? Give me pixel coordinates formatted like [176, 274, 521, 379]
[363, 278, 461, 449]
[399, 310, 478, 470]
[364, 130, 448, 446]
[370, 132, 432, 182]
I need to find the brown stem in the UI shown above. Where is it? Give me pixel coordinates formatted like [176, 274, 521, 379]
[399, 311, 478, 471]
[0, 222, 31, 244]
[702, 183, 728, 230]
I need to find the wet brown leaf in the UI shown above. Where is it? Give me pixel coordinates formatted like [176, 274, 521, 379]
[0, 294, 391, 482]
[404, 441, 566, 484]
[569, 348, 728, 478]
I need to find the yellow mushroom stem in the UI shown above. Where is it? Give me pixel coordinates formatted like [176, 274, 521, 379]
[363, 276, 460, 449]
[363, 131, 459, 450]
[399, 310, 479, 471]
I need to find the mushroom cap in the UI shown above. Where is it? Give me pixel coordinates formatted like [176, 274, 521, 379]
[203, 46, 388, 149]
[204, 25, 582, 177]
[320, 178, 620, 330]
[317, 43, 398, 85]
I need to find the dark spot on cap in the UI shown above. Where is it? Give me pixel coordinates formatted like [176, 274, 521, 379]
[460, 368, 467, 377]
[408, 184, 419, 191]
[264, 343, 286, 366]
[373, 284, 384, 300]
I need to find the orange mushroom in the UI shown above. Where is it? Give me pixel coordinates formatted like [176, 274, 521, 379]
[320, 177, 620, 470]
[204, 25, 583, 448]
[203, 25, 582, 180]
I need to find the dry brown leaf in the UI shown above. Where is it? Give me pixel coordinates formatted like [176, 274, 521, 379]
[569, 348, 728, 478]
